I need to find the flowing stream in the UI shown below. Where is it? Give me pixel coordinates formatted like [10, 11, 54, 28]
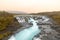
[8, 18, 41, 40]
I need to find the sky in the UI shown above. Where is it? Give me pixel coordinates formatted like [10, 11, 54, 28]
[0, 0, 60, 13]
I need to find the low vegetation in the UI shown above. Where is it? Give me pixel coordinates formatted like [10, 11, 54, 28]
[0, 11, 21, 40]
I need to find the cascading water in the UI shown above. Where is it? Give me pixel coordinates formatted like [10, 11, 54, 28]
[8, 18, 41, 40]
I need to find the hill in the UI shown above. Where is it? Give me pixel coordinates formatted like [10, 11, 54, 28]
[30, 11, 60, 25]
[0, 11, 60, 40]
[0, 11, 22, 40]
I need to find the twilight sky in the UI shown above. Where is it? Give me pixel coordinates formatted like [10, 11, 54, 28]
[0, 0, 60, 13]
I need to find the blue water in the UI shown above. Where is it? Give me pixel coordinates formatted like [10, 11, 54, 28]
[8, 18, 41, 40]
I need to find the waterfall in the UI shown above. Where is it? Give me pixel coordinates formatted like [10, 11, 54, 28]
[8, 17, 41, 40]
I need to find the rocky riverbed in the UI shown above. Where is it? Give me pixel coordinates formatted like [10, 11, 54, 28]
[14, 15, 60, 40]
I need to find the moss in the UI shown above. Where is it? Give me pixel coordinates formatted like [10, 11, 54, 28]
[50, 15, 60, 25]
[0, 34, 4, 39]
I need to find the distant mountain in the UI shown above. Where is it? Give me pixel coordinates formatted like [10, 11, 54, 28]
[7, 11, 28, 14]
[30, 11, 60, 15]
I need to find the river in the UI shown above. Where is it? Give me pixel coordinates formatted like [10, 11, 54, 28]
[8, 18, 41, 40]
